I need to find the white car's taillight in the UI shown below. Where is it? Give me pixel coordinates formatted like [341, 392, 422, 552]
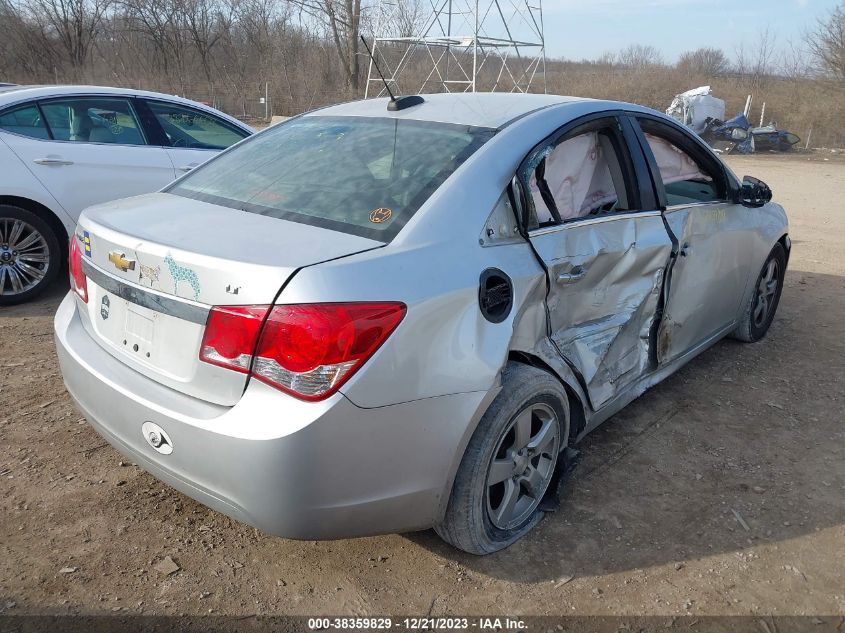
[69, 237, 88, 303]
[199, 302, 406, 401]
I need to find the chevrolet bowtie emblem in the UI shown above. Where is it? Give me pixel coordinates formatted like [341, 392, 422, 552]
[108, 251, 136, 272]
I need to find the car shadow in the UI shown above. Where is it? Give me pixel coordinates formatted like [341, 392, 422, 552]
[0, 277, 68, 319]
[407, 267, 845, 582]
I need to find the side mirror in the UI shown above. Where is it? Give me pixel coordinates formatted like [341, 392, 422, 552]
[739, 175, 772, 208]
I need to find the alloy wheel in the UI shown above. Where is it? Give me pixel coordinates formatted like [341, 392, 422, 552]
[486, 402, 560, 530]
[0, 218, 50, 297]
[752, 258, 780, 328]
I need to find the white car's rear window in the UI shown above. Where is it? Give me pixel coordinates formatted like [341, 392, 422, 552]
[169, 116, 494, 241]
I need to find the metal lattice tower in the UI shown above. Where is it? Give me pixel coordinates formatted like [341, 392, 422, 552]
[365, 0, 546, 97]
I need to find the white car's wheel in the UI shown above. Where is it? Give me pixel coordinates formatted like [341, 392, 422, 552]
[0, 205, 61, 306]
[436, 362, 569, 555]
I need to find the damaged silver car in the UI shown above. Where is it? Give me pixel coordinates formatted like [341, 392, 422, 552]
[54, 93, 789, 555]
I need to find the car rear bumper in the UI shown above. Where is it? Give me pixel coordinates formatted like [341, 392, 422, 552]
[54, 292, 491, 539]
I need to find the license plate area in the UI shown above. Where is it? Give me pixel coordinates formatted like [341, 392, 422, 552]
[125, 307, 155, 355]
[86, 281, 204, 382]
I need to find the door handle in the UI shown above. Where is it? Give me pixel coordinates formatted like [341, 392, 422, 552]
[557, 267, 587, 284]
[33, 158, 74, 166]
[176, 164, 198, 172]
[680, 242, 693, 257]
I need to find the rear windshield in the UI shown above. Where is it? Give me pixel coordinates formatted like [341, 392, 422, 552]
[169, 115, 494, 241]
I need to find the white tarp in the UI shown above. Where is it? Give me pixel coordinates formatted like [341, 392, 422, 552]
[666, 85, 725, 133]
[529, 132, 617, 222]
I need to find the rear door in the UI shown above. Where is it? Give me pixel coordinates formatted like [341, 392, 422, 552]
[1, 96, 175, 218]
[137, 98, 251, 175]
[629, 115, 752, 364]
[521, 114, 673, 410]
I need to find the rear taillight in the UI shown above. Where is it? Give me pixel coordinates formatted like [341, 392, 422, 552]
[199, 302, 406, 401]
[199, 306, 270, 372]
[69, 237, 88, 303]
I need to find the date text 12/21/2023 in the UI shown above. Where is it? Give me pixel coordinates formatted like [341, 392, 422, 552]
[307, 617, 528, 630]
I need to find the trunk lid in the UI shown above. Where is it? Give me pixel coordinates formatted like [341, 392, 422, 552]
[75, 192, 383, 406]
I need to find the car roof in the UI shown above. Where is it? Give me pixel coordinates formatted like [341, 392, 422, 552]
[307, 93, 616, 129]
[0, 85, 252, 131]
[0, 84, 34, 95]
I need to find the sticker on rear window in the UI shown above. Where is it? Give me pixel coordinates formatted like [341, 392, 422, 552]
[369, 207, 392, 224]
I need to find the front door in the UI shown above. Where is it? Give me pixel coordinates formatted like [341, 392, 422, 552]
[521, 116, 673, 409]
[139, 99, 251, 176]
[631, 115, 753, 363]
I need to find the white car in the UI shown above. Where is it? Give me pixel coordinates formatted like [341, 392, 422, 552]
[0, 85, 253, 305]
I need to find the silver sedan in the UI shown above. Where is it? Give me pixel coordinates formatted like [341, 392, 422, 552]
[54, 93, 789, 554]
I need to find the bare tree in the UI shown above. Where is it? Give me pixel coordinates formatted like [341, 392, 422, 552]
[390, 0, 424, 38]
[24, 0, 112, 76]
[292, 0, 363, 93]
[0, 0, 57, 80]
[677, 47, 729, 77]
[236, 0, 280, 61]
[121, 0, 192, 90]
[617, 44, 663, 69]
[2, 0, 845, 148]
[805, 3, 845, 79]
[779, 39, 811, 80]
[734, 27, 776, 90]
[595, 50, 615, 66]
[184, 0, 234, 84]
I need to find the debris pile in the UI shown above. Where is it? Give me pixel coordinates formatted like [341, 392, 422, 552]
[700, 113, 755, 154]
[666, 86, 801, 154]
[666, 86, 725, 133]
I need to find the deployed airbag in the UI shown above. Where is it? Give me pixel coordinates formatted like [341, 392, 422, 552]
[529, 132, 618, 222]
[644, 133, 710, 186]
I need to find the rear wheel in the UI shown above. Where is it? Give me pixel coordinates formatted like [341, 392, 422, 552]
[0, 205, 61, 306]
[436, 362, 569, 555]
[731, 242, 786, 343]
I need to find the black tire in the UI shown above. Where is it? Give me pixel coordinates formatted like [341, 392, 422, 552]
[0, 205, 62, 306]
[731, 242, 786, 343]
[436, 362, 570, 555]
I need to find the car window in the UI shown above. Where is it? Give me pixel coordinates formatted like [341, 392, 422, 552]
[521, 122, 634, 229]
[639, 121, 721, 205]
[145, 101, 248, 150]
[39, 98, 145, 145]
[0, 104, 50, 139]
[169, 116, 494, 241]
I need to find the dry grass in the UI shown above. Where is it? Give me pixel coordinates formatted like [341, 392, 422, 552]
[542, 61, 845, 148]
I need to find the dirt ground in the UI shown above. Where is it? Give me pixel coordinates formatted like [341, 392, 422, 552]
[0, 154, 843, 619]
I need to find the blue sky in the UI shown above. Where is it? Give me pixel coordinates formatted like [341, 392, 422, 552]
[538, 0, 841, 62]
